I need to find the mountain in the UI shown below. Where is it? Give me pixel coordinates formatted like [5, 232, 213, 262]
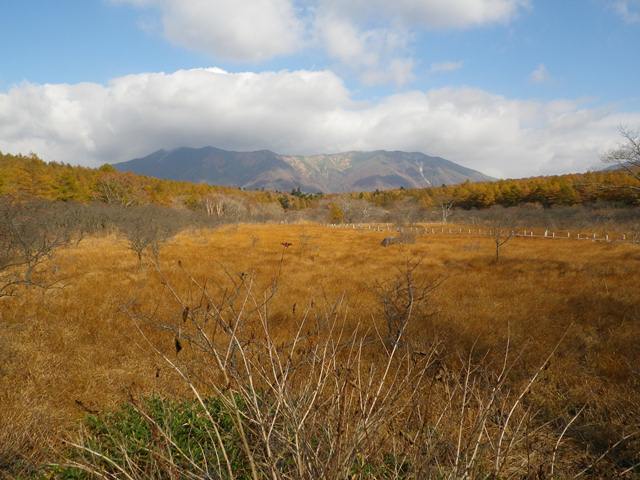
[113, 147, 493, 193]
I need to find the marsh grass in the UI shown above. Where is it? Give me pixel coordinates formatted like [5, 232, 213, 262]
[55, 264, 580, 479]
[0, 224, 639, 478]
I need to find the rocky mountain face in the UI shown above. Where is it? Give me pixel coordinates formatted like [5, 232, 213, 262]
[114, 147, 493, 192]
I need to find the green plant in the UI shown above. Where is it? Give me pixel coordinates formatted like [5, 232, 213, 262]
[56, 396, 250, 479]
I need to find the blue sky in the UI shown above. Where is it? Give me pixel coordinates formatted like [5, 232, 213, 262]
[1, 0, 639, 177]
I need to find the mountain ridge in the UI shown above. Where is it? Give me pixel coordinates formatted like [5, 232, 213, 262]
[114, 146, 494, 193]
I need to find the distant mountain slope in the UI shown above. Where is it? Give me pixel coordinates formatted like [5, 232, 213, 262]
[114, 147, 493, 192]
[1, 151, 638, 209]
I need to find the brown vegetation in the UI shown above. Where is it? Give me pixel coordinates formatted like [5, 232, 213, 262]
[2, 152, 640, 223]
[0, 222, 639, 477]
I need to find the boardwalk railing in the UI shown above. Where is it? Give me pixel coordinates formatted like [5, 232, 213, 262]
[327, 223, 640, 244]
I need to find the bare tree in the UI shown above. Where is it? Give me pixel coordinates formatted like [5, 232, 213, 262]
[489, 219, 515, 263]
[330, 198, 385, 224]
[93, 172, 145, 207]
[220, 196, 250, 222]
[603, 126, 640, 186]
[201, 194, 226, 218]
[0, 198, 74, 296]
[252, 201, 285, 222]
[114, 206, 184, 264]
[386, 197, 424, 226]
[492, 226, 513, 263]
[198, 194, 251, 223]
[373, 258, 441, 347]
[601, 128, 640, 242]
[440, 199, 454, 224]
[432, 194, 455, 224]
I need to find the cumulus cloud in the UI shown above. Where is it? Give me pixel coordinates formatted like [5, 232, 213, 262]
[611, 0, 640, 23]
[311, 0, 527, 86]
[320, 0, 529, 29]
[115, 0, 529, 85]
[314, 0, 527, 82]
[115, 0, 305, 61]
[609, 0, 640, 23]
[1, 68, 636, 178]
[429, 61, 464, 74]
[315, 13, 415, 85]
[529, 64, 551, 84]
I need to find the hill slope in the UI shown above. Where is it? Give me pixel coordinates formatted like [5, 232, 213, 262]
[1, 151, 637, 211]
[114, 147, 493, 192]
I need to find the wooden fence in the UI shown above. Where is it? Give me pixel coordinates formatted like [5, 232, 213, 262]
[327, 223, 640, 244]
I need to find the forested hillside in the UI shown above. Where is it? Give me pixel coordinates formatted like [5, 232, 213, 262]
[353, 170, 640, 208]
[1, 152, 639, 214]
[0, 152, 321, 214]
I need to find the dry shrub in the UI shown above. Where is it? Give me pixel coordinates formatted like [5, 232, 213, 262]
[1, 223, 639, 478]
[57, 264, 625, 479]
[0, 198, 75, 296]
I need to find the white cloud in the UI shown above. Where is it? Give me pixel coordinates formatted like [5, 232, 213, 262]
[318, 0, 529, 29]
[611, 0, 640, 23]
[361, 58, 415, 86]
[115, 0, 529, 85]
[115, 0, 305, 61]
[529, 63, 551, 84]
[429, 61, 464, 74]
[315, 13, 415, 85]
[313, 0, 527, 85]
[2, 67, 635, 178]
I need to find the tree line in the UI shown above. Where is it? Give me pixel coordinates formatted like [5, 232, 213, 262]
[351, 170, 639, 210]
[2, 149, 639, 226]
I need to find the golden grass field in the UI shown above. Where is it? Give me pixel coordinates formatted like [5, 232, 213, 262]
[1, 223, 639, 476]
